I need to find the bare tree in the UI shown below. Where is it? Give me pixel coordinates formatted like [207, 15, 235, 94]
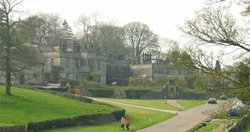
[181, 7, 250, 53]
[76, 15, 129, 61]
[123, 22, 159, 64]
[0, 0, 41, 95]
[19, 15, 48, 48]
[0, 0, 24, 95]
[181, 4, 250, 103]
[36, 13, 63, 49]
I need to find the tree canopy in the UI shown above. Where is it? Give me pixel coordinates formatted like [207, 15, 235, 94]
[181, 0, 250, 104]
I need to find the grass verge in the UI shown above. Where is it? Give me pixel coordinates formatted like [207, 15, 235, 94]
[188, 120, 231, 132]
[177, 100, 206, 109]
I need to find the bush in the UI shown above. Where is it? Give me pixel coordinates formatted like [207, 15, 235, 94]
[89, 90, 114, 97]
[204, 100, 249, 119]
[60, 80, 67, 87]
[204, 101, 234, 119]
[89, 72, 99, 82]
[220, 95, 227, 100]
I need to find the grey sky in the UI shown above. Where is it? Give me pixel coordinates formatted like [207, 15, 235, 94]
[22, 0, 204, 41]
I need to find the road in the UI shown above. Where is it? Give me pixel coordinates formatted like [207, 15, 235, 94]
[90, 97, 220, 132]
[138, 103, 220, 132]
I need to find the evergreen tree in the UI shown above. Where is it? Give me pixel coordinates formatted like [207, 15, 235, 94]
[62, 20, 73, 39]
[215, 60, 221, 71]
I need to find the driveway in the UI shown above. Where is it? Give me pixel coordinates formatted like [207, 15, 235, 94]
[138, 103, 220, 132]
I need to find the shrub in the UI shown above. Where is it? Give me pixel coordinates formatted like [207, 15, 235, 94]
[204, 100, 249, 119]
[204, 101, 234, 119]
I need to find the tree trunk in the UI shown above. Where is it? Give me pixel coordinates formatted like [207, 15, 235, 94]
[6, 55, 11, 95]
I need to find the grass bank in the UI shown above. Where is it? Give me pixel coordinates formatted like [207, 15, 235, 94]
[177, 100, 206, 109]
[0, 86, 114, 126]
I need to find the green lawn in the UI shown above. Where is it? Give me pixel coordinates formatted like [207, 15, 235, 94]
[44, 103, 175, 132]
[0, 86, 114, 126]
[241, 122, 250, 132]
[177, 100, 206, 109]
[98, 98, 180, 111]
[98, 98, 206, 111]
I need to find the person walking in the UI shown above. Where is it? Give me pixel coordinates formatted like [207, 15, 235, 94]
[125, 118, 131, 131]
[121, 116, 126, 130]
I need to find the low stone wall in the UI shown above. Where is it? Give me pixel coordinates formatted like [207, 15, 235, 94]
[0, 125, 26, 132]
[227, 116, 250, 132]
[0, 109, 125, 132]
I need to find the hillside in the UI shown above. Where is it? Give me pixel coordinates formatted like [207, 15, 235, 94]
[0, 86, 114, 126]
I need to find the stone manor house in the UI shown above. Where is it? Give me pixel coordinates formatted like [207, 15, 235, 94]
[0, 38, 197, 86]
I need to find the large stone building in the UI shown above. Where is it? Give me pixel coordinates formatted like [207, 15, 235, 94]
[131, 64, 198, 81]
[43, 38, 107, 84]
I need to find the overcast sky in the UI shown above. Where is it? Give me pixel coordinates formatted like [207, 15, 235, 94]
[22, 0, 204, 41]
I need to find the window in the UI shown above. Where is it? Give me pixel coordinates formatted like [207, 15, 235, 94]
[88, 59, 94, 67]
[75, 59, 79, 68]
[77, 45, 80, 53]
[66, 73, 69, 78]
[51, 58, 54, 66]
[98, 61, 101, 70]
[80, 59, 86, 67]
[179, 71, 182, 75]
[66, 58, 70, 68]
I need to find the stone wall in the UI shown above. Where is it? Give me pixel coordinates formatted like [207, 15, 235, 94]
[0, 125, 26, 132]
[0, 110, 125, 132]
[130, 64, 152, 79]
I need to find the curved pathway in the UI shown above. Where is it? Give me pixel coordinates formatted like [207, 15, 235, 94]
[138, 103, 220, 132]
[90, 97, 221, 132]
